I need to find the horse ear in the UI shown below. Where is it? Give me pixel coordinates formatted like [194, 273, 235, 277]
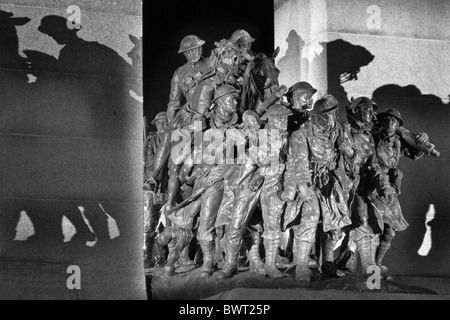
[272, 47, 280, 60]
[129, 35, 140, 45]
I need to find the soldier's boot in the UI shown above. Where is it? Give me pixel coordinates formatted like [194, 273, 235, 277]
[198, 241, 217, 278]
[144, 234, 155, 269]
[371, 236, 380, 265]
[153, 240, 167, 268]
[345, 250, 358, 272]
[322, 238, 338, 263]
[356, 237, 376, 276]
[294, 241, 313, 282]
[376, 229, 395, 278]
[177, 229, 195, 267]
[376, 242, 392, 278]
[275, 252, 290, 267]
[321, 238, 341, 276]
[163, 236, 178, 276]
[248, 231, 265, 275]
[216, 240, 240, 280]
[215, 227, 225, 263]
[264, 238, 284, 279]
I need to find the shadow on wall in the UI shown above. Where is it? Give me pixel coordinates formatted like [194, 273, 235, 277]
[276, 30, 307, 86]
[277, 31, 376, 111]
[276, 29, 449, 276]
[0, 11, 142, 262]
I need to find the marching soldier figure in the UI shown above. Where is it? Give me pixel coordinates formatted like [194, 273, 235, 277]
[167, 35, 211, 124]
[282, 95, 352, 282]
[370, 108, 429, 278]
[144, 112, 169, 268]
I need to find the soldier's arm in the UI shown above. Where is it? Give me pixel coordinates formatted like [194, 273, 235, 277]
[188, 79, 215, 129]
[167, 70, 182, 123]
[401, 139, 425, 160]
[144, 136, 156, 181]
[337, 122, 357, 162]
[283, 129, 311, 200]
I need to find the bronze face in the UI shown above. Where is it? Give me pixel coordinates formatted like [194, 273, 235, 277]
[292, 90, 314, 112]
[184, 46, 203, 63]
[381, 115, 400, 138]
[356, 103, 374, 124]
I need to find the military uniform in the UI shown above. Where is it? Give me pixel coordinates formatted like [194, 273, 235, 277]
[369, 109, 424, 272]
[143, 123, 169, 267]
[283, 96, 352, 281]
[167, 58, 210, 123]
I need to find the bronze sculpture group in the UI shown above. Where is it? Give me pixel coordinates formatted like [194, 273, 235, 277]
[143, 30, 439, 283]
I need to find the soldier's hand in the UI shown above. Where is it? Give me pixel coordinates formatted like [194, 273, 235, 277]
[280, 186, 296, 202]
[298, 184, 314, 201]
[381, 186, 394, 205]
[337, 135, 354, 158]
[416, 132, 429, 145]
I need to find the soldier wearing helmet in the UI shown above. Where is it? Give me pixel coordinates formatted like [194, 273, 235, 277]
[285, 81, 318, 132]
[366, 108, 428, 279]
[188, 40, 241, 128]
[281, 95, 353, 282]
[230, 29, 257, 86]
[143, 112, 169, 268]
[159, 35, 211, 242]
[332, 97, 381, 275]
[257, 104, 293, 279]
[167, 35, 211, 124]
[231, 29, 256, 58]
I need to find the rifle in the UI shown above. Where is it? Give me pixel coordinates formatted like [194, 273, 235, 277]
[255, 85, 288, 116]
[396, 127, 440, 158]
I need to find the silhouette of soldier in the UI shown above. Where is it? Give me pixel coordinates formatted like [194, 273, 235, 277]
[36, 15, 131, 76]
[0, 10, 30, 70]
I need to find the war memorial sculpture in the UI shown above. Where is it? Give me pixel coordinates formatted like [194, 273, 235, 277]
[143, 30, 441, 299]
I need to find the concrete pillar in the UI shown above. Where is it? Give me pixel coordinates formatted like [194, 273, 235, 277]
[275, 0, 450, 277]
[0, 0, 145, 299]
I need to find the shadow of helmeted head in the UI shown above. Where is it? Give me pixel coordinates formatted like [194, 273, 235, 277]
[37, 15, 81, 45]
[327, 39, 375, 84]
[285, 30, 305, 53]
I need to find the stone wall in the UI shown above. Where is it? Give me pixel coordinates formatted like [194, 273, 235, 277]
[0, 0, 146, 299]
[275, 0, 450, 277]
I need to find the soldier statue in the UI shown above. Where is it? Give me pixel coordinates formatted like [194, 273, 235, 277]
[285, 81, 317, 133]
[144, 112, 169, 268]
[167, 35, 210, 124]
[334, 97, 382, 274]
[281, 95, 352, 282]
[259, 104, 292, 279]
[369, 108, 428, 278]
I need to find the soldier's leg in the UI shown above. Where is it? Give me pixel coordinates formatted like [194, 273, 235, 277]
[261, 190, 284, 279]
[144, 191, 155, 268]
[322, 229, 341, 264]
[335, 228, 358, 272]
[292, 197, 320, 282]
[177, 229, 196, 267]
[163, 227, 179, 276]
[217, 190, 259, 279]
[166, 163, 182, 209]
[352, 194, 376, 275]
[197, 183, 224, 278]
[376, 224, 396, 274]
